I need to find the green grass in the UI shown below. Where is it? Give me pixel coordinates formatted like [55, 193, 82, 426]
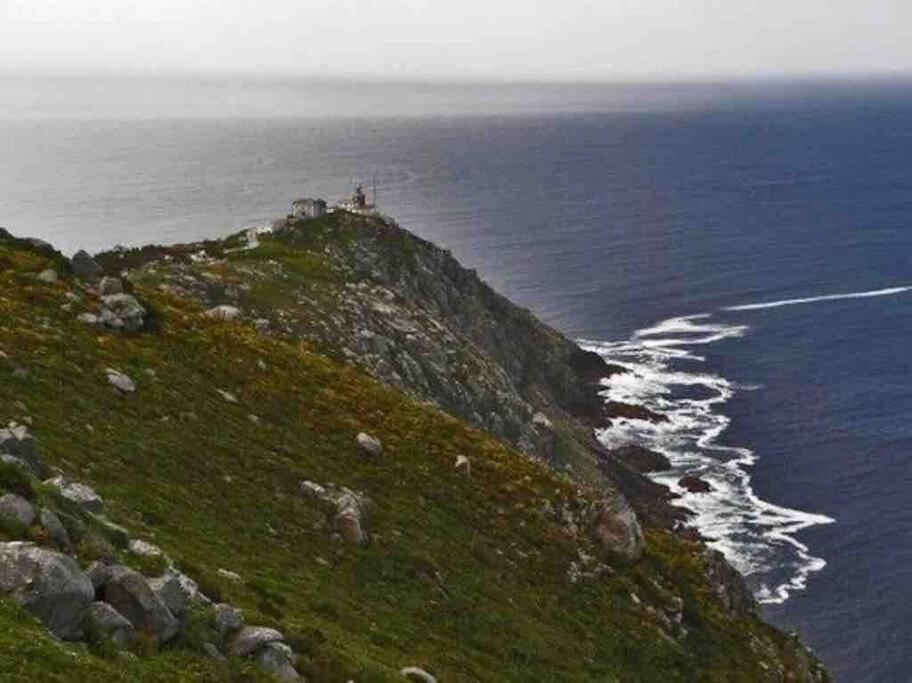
[0, 241, 825, 682]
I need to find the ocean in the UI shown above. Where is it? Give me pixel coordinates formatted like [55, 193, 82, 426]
[4, 76, 912, 680]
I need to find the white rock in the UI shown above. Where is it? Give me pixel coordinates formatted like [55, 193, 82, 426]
[205, 305, 242, 321]
[400, 667, 437, 683]
[77, 312, 99, 325]
[454, 455, 471, 476]
[532, 412, 553, 430]
[217, 568, 243, 583]
[44, 476, 104, 513]
[128, 539, 162, 557]
[355, 432, 382, 456]
[36, 269, 58, 283]
[217, 389, 238, 404]
[105, 368, 135, 393]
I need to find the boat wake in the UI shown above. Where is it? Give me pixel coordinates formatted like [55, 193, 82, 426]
[582, 304, 848, 605]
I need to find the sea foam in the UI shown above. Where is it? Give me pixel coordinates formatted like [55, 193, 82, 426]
[582, 312, 835, 605]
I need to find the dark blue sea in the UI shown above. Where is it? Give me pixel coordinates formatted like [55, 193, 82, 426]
[4, 76, 912, 681]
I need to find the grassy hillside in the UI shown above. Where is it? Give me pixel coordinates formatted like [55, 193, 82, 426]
[0, 234, 825, 681]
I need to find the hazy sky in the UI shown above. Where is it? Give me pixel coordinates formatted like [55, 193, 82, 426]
[2, 0, 910, 80]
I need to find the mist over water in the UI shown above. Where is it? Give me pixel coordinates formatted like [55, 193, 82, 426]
[4, 77, 912, 681]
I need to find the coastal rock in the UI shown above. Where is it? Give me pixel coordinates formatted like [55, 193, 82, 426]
[97, 565, 179, 643]
[679, 475, 713, 494]
[44, 476, 104, 513]
[356, 432, 383, 457]
[590, 493, 644, 563]
[604, 401, 669, 425]
[0, 494, 36, 527]
[82, 601, 134, 649]
[0, 542, 94, 640]
[71, 250, 102, 279]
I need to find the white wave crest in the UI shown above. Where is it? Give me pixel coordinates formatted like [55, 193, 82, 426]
[581, 315, 835, 605]
[724, 284, 912, 312]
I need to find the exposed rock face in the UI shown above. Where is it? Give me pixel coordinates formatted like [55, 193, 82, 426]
[703, 549, 757, 617]
[0, 542, 94, 640]
[590, 494, 645, 563]
[82, 601, 134, 649]
[205, 304, 242, 321]
[97, 565, 179, 643]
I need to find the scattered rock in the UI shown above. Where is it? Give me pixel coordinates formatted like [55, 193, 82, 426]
[39, 509, 71, 549]
[679, 475, 713, 494]
[332, 489, 370, 545]
[531, 412, 553, 430]
[100, 294, 146, 332]
[0, 542, 94, 639]
[77, 312, 99, 325]
[97, 565, 179, 643]
[128, 539, 162, 557]
[205, 305, 242, 321]
[229, 625, 284, 656]
[36, 269, 58, 283]
[97, 276, 123, 296]
[454, 455, 471, 477]
[82, 601, 134, 650]
[44, 476, 104, 513]
[255, 641, 300, 680]
[216, 568, 243, 583]
[355, 432, 382, 457]
[299, 480, 327, 500]
[216, 389, 238, 404]
[401, 666, 437, 683]
[590, 493, 645, 563]
[105, 368, 136, 394]
[0, 494, 36, 527]
[71, 251, 102, 279]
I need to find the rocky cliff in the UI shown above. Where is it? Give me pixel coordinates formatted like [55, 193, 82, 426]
[0, 216, 829, 681]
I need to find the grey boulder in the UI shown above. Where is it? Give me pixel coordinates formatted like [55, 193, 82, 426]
[229, 625, 284, 656]
[355, 432, 383, 457]
[255, 641, 300, 680]
[97, 565, 179, 643]
[44, 476, 104, 513]
[40, 508, 72, 549]
[97, 276, 123, 296]
[147, 574, 188, 619]
[0, 494, 36, 527]
[214, 602, 244, 639]
[100, 294, 146, 332]
[70, 250, 102, 279]
[82, 600, 134, 650]
[0, 424, 43, 476]
[0, 542, 94, 639]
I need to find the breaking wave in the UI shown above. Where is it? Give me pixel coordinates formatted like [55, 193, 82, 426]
[582, 305, 843, 605]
